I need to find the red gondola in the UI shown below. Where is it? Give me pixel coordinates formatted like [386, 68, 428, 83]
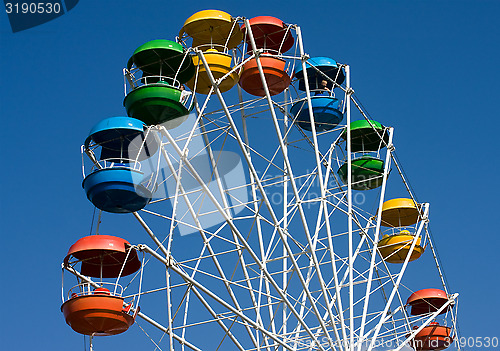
[407, 288, 450, 315]
[411, 322, 453, 351]
[61, 235, 141, 336]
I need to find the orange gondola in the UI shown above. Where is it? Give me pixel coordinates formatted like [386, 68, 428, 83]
[61, 288, 135, 336]
[64, 235, 141, 278]
[407, 288, 450, 315]
[62, 235, 141, 336]
[241, 16, 294, 53]
[239, 55, 291, 96]
[239, 16, 293, 96]
[411, 322, 453, 351]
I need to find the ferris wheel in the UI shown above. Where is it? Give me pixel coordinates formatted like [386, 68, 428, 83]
[60, 9, 460, 351]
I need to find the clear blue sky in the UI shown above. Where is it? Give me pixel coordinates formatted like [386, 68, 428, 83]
[1, 0, 498, 350]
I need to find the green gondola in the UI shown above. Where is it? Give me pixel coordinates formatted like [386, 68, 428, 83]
[338, 156, 385, 190]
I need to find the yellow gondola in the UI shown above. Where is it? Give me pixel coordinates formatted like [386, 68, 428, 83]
[378, 230, 424, 263]
[381, 198, 421, 227]
[186, 49, 239, 94]
[179, 10, 243, 49]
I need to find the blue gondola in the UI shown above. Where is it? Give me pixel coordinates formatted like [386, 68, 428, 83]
[294, 57, 345, 91]
[86, 116, 159, 162]
[83, 168, 152, 213]
[291, 96, 343, 132]
[82, 116, 158, 213]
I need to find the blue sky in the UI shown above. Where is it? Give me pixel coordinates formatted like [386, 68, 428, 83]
[1, 0, 499, 350]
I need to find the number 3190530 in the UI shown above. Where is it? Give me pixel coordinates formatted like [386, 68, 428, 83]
[5, 2, 62, 14]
